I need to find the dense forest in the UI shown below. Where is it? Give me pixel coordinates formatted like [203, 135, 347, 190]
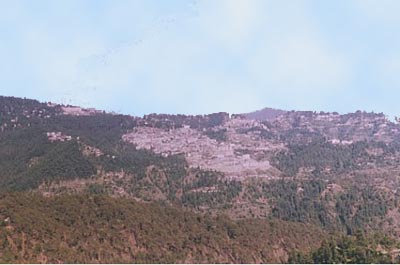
[289, 232, 400, 264]
[0, 193, 325, 263]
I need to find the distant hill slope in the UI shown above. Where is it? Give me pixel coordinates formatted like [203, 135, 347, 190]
[242, 107, 287, 121]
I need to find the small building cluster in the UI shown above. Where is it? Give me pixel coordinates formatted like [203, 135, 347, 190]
[61, 106, 103, 116]
[46, 131, 73, 142]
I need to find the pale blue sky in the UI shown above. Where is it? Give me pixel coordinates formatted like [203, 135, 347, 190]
[1, 0, 400, 117]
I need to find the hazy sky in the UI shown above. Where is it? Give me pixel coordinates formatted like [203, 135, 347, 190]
[1, 0, 400, 117]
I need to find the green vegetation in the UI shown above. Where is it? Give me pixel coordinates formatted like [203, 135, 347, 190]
[2, 96, 400, 263]
[0, 128, 95, 191]
[336, 187, 389, 235]
[289, 232, 399, 264]
[0, 193, 325, 263]
[182, 180, 242, 209]
[203, 128, 228, 142]
[262, 179, 330, 225]
[236, 126, 275, 140]
[0, 98, 243, 207]
[258, 179, 390, 233]
[142, 112, 229, 130]
[273, 139, 369, 176]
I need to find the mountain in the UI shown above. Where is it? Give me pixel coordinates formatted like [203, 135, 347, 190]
[242, 107, 287, 121]
[1, 95, 400, 263]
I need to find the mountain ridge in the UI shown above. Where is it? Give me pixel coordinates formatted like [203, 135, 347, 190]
[2, 95, 393, 122]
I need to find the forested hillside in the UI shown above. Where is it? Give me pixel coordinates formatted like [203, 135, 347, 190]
[2, 95, 400, 263]
[0, 193, 325, 263]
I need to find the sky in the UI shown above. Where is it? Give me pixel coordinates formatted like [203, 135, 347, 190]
[1, 0, 400, 117]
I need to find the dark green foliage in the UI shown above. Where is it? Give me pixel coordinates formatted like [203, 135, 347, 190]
[236, 126, 275, 140]
[336, 187, 388, 234]
[141, 112, 229, 130]
[0, 96, 61, 132]
[279, 128, 325, 145]
[0, 193, 326, 264]
[203, 128, 227, 142]
[260, 179, 390, 232]
[182, 179, 242, 208]
[47, 113, 137, 151]
[274, 139, 369, 176]
[289, 233, 396, 264]
[86, 184, 108, 194]
[101, 144, 188, 201]
[0, 127, 95, 191]
[184, 170, 220, 190]
[179, 170, 243, 209]
[0, 96, 138, 191]
[16, 140, 95, 190]
[262, 179, 330, 226]
[0, 128, 51, 178]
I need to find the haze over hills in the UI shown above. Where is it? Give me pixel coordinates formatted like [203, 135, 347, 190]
[1, 95, 400, 263]
[242, 107, 288, 121]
